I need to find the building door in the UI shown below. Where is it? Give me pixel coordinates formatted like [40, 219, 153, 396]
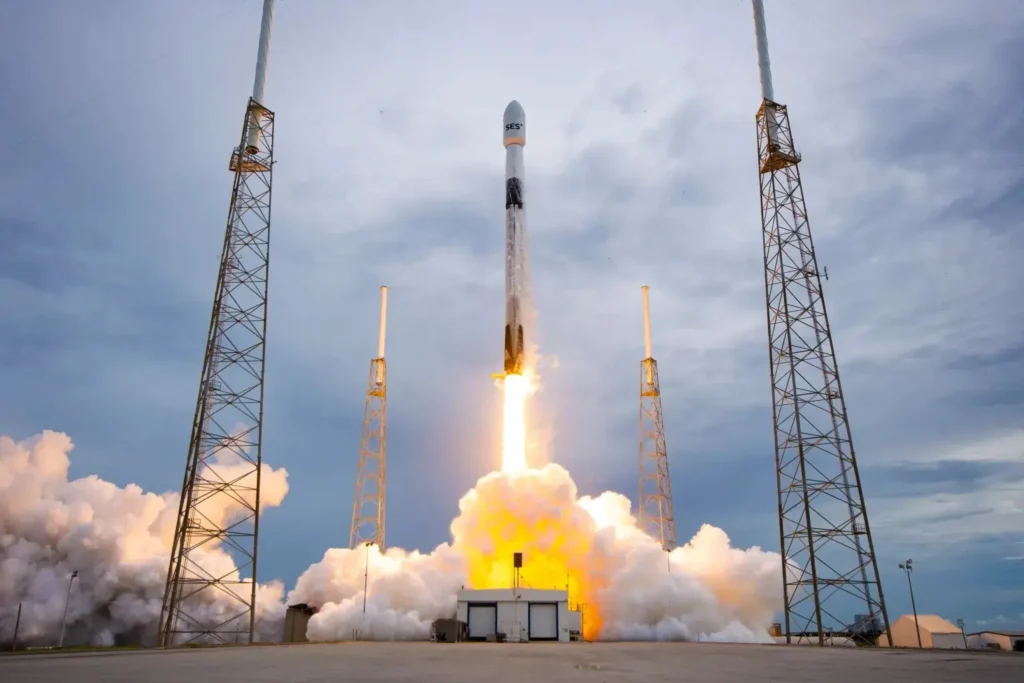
[529, 603, 558, 640]
[467, 604, 497, 640]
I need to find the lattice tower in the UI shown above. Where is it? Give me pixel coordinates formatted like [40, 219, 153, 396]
[350, 286, 388, 550]
[158, 97, 275, 646]
[751, 0, 890, 645]
[637, 286, 677, 551]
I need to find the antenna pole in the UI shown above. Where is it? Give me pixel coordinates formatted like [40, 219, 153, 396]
[245, 0, 275, 152]
[378, 286, 388, 360]
[642, 286, 653, 384]
[751, 0, 774, 101]
[642, 286, 653, 360]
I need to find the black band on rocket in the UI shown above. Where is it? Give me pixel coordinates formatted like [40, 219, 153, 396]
[505, 178, 523, 209]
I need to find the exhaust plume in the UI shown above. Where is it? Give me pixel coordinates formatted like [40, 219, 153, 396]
[2, 431, 781, 644]
[0, 431, 289, 646]
[293, 463, 782, 642]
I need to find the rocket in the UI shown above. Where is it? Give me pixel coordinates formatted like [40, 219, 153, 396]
[502, 100, 527, 376]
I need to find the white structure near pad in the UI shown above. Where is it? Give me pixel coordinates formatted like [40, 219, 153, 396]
[456, 589, 579, 642]
[967, 630, 1024, 652]
[877, 615, 963, 648]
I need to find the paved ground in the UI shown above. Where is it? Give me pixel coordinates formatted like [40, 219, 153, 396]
[2, 641, 1022, 682]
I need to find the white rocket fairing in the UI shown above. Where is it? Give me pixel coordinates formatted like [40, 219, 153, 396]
[503, 100, 527, 376]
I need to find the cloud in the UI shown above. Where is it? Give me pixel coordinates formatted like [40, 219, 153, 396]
[976, 614, 1024, 627]
[869, 429, 1024, 534]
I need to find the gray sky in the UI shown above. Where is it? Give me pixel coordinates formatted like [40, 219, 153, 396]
[1, 0, 1022, 631]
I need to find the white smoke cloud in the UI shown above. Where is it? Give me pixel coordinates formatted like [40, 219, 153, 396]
[1, 431, 781, 645]
[0, 431, 289, 647]
[289, 544, 467, 641]
[293, 463, 782, 643]
[597, 522, 781, 642]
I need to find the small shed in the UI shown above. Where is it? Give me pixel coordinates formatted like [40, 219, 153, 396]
[456, 588, 579, 642]
[283, 603, 318, 643]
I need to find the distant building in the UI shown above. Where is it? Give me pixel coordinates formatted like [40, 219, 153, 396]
[877, 615, 962, 648]
[967, 630, 1024, 652]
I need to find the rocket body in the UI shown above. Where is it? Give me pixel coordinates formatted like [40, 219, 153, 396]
[503, 100, 527, 376]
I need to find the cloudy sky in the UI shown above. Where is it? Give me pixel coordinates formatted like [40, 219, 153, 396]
[1, 0, 1022, 632]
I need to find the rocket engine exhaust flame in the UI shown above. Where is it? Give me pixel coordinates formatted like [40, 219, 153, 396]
[501, 373, 530, 473]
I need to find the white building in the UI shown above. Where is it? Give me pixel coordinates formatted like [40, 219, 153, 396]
[456, 588, 580, 642]
[930, 632, 969, 649]
[877, 615, 962, 648]
[967, 630, 1024, 652]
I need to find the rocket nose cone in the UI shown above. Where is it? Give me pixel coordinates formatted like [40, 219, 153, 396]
[504, 100, 525, 122]
[503, 100, 526, 148]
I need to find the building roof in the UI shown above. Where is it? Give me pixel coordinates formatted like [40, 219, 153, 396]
[895, 614, 960, 634]
[968, 630, 1024, 637]
[286, 603, 318, 615]
[457, 588, 568, 602]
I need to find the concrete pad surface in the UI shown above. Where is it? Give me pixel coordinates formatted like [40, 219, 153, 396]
[2, 641, 1022, 683]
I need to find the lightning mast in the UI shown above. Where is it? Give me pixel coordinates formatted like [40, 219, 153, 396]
[350, 286, 388, 550]
[159, 0, 277, 647]
[750, 0, 890, 645]
[637, 286, 677, 552]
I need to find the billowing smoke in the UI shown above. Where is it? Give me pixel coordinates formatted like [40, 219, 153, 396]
[0, 431, 289, 647]
[288, 544, 467, 641]
[293, 463, 782, 642]
[2, 431, 781, 645]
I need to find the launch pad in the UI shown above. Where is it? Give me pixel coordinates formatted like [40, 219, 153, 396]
[4, 642, 1021, 683]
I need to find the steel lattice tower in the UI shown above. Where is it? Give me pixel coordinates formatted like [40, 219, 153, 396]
[751, 0, 890, 645]
[637, 286, 677, 551]
[159, 0, 277, 647]
[350, 286, 388, 550]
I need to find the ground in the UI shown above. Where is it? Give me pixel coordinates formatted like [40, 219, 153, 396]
[2, 642, 1022, 682]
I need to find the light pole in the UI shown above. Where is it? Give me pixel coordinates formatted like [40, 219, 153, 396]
[11, 603, 22, 652]
[898, 559, 921, 648]
[362, 541, 374, 615]
[58, 570, 78, 648]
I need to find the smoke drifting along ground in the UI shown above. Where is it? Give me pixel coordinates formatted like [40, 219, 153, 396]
[2, 430, 782, 645]
[0, 431, 289, 646]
